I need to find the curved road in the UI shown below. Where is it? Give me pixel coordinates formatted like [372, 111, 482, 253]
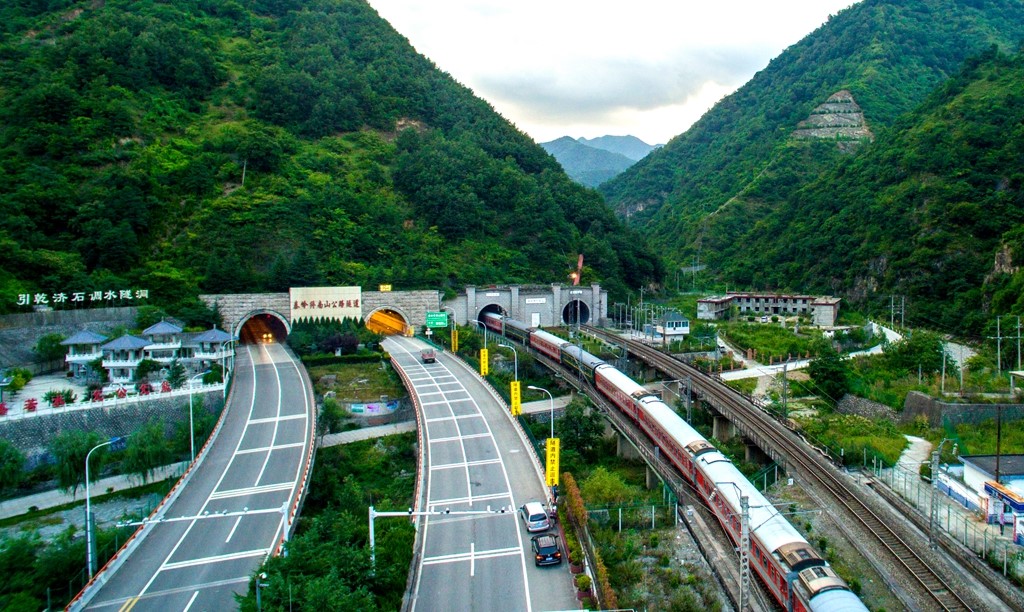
[76, 342, 314, 611]
[384, 336, 576, 612]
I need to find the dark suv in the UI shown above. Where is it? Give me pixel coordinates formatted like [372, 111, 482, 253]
[531, 533, 562, 566]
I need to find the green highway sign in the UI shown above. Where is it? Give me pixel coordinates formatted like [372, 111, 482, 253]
[425, 311, 448, 328]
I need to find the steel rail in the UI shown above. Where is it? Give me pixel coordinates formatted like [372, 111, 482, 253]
[583, 326, 975, 611]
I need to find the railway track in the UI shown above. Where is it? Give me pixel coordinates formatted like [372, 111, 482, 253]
[584, 326, 978, 612]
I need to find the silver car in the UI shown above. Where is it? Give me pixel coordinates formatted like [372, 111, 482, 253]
[519, 501, 550, 532]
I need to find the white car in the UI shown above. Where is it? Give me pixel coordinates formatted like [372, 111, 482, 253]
[519, 501, 551, 533]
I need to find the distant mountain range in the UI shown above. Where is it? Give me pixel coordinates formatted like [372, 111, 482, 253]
[540, 135, 659, 187]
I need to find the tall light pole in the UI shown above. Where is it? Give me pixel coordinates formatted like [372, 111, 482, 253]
[221, 336, 237, 399]
[86, 436, 125, 578]
[499, 342, 518, 381]
[714, 481, 750, 611]
[527, 385, 554, 440]
[469, 319, 488, 347]
[189, 370, 211, 462]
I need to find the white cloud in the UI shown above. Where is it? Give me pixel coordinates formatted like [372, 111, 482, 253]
[367, 1, 861, 144]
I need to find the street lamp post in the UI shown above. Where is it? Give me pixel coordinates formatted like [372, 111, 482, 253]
[189, 370, 212, 462]
[499, 342, 518, 381]
[527, 385, 554, 440]
[86, 436, 125, 578]
[256, 572, 269, 612]
[469, 319, 488, 347]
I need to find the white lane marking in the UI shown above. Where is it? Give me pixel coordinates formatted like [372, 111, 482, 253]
[470, 542, 475, 576]
[236, 442, 305, 455]
[248, 414, 307, 424]
[161, 548, 272, 571]
[430, 458, 502, 471]
[429, 433, 491, 443]
[209, 482, 293, 500]
[424, 414, 483, 423]
[225, 517, 242, 543]
[183, 591, 199, 612]
[428, 492, 512, 506]
[421, 546, 521, 565]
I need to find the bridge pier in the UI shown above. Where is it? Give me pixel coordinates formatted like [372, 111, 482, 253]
[616, 432, 641, 460]
[646, 464, 658, 490]
[713, 415, 735, 442]
[744, 440, 768, 464]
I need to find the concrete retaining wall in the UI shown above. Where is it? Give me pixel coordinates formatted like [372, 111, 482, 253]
[902, 391, 1024, 427]
[0, 307, 139, 370]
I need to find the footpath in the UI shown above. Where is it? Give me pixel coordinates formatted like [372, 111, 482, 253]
[0, 462, 187, 521]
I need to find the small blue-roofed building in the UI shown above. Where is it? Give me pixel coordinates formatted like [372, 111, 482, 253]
[142, 320, 184, 366]
[954, 454, 1024, 545]
[187, 327, 236, 373]
[61, 330, 108, 380]
[101, 335, 150, 384]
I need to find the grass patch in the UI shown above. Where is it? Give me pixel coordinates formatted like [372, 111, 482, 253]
[309, 361, 405, 401]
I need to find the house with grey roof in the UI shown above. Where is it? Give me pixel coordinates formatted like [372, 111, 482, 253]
[101, 335, 151, 384]
[61, 330, 108, 379]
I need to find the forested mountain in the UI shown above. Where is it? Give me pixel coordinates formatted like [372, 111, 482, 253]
[577, 136, 657, 162]
[599, 0, 1024, 331]
[707, 49, 1024, 334]
[0, 0, 662, 319]
[540, 137, 637, 187]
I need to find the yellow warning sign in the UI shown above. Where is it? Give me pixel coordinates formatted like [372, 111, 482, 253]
[480, 348, 488, 376]
[510, 381, 521, 416]
[451, 328, 458, 352]
[545, 438, 560, 486]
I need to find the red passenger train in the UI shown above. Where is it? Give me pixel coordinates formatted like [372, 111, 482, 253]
[479, 312, 867, 612]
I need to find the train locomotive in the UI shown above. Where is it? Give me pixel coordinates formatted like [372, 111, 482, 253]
[478, 312, 867, 612]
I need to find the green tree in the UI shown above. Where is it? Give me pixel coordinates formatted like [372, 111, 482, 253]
[123, 420, 171, 483]
[557, 397, 604, 457]
[580, 466, 637, 506]
[883, 330, 945, 375]
[0, 440, 26, 494]
[167, 359, 186, 389]
[34, 332, 66, 363]
[49, 429, 105, 496]
[134, 358, 162, 382]
[807, 341, 851, 405]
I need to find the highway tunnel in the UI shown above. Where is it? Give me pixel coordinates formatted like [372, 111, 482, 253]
[366, 308, 411, 335]
[238, 313, 289, 344]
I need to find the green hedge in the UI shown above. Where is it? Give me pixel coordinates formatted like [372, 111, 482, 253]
[300, 352, 386, 367]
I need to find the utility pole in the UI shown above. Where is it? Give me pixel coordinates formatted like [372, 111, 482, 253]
[1017, 316, 1021, 370]
[900, 296, 905, 328]
[782, 363, 788, 421]
[890, 295, 895, 328]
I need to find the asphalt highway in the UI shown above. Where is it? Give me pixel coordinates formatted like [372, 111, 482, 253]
[384, 336, 577, 612]
[77, 342, 314, 611]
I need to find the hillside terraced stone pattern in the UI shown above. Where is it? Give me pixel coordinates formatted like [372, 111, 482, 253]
[793, 90, 874, 149]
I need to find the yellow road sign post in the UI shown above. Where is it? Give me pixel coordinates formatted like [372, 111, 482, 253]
[480, 348, 488, 376]
[510, 381, 521, 416]
[545, 438, 560, 487]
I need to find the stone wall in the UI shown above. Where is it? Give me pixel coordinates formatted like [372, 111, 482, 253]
[902, 391, 1024, 427]
[0, 307, 138, 370]
[0, 392, 222, 468]
[836, 394, 898, 421]
[199, 293, 290, 335]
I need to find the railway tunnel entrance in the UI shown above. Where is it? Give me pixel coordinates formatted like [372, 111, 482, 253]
[562, 300, 591, 326]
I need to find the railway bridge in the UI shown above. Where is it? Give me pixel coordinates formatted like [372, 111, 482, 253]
[200, 283, 607, 342]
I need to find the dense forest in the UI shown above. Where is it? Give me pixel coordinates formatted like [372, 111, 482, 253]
[600, 0, 1024, 333]
[0, 0, 662, 320]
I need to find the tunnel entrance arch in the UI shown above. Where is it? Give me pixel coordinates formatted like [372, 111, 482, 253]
[366, 307, 412, 335]
[236, 310, 291, 344]
[561, 300, 591, 326]
[474, 304, 505, 324]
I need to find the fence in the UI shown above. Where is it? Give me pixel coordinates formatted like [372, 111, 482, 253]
[587, 502, 678, 532]
[871, 460, 1024, 582]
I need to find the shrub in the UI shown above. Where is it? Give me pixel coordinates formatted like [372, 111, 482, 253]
[575, 574, 592, 591]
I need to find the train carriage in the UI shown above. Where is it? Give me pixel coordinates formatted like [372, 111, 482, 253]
[483, 316, 866, 612]
[560, 344, 604, 384]
[530, 328, 569, 361]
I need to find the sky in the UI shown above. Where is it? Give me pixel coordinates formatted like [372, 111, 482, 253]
[366, 0, 862, 145]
